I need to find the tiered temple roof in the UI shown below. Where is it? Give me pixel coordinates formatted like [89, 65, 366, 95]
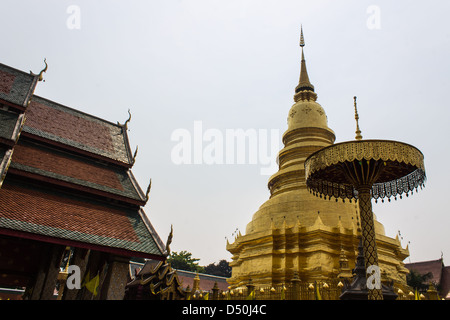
[405, 258, 450, 299]
[125, 259, 186, 300]
[0, 61, 165, 296]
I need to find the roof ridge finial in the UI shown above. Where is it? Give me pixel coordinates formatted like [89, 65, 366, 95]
[30, 58, 48, 82]
[354, 96, 363, 140]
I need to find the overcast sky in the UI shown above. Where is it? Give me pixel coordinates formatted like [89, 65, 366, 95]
[2, 0, 449, 266]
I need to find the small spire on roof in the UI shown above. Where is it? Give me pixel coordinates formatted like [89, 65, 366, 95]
[164, 224, 173, 256]
[354, 96, 363, 140]
[117, 109, 132, 132]
[30, 58, 48, 82]
[145, 178, 152, 201]
[131, 145, 138, 165]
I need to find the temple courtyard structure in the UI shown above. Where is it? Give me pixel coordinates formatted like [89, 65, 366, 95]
[0, 61, 165, 299]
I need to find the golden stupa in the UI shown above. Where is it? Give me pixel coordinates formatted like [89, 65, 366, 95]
[226, 28, 409, 288]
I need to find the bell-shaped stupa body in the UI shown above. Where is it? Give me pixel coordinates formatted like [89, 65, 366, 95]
[226, 29, 409, 288]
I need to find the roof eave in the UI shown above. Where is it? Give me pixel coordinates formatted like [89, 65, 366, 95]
[0, 227, 165, 260]
[7, 167, 147, 207]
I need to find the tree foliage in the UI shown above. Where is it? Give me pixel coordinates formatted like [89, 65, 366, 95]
[167, 251, 204, 273]
[406, 270, 434, 292]
[204, 260, 232, 278]
[167, 251, 231, 277]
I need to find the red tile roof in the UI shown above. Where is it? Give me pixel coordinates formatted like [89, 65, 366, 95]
[0, 69, 15, 94]
[0, 182, 163, 258]
[442, 266, 450, 299]
[25, 100, 115, 152]
[0, 63, 38, 109]
[12, 143, 123, 190]
[405, 259, 444, 284]
[23, 96, 133, 166]
[9, 142, 146, 204]
[405, 258, 450, 299]
[0, 61, 164, 261]
[176, 270, 229, 292]
[0, 109, 25, 145]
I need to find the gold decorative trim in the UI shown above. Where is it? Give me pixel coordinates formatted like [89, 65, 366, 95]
[305, 140, 426, 201]
[0, 150, 14, 188]
[305, 140, 425, 178]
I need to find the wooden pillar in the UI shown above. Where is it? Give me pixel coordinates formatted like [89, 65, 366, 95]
[62, 248, 90, 300]
[28, 243, 65, 300]
[78, 250, 106, 300]
[100, 255, 130, 300]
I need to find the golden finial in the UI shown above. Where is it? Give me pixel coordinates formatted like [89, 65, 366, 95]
[117, 109, 132, 130]
[131, 145, 138, 165]
[164, 224, 173, 256]
[354, 96, 363, 140]
[30, 58, 48, 82]
[294, 25, 316, 101]
[300, 25, 305, 47]
[145, 178, 152, 201]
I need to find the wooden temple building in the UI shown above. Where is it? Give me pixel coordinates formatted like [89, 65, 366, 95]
[125, 259, 229, 300]
[405, 258, 450, 300]
[0, 61, 165, 299]
[125, 259, 186, 300]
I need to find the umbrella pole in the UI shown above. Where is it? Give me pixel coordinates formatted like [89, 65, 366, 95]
[358, 186, 383, 300]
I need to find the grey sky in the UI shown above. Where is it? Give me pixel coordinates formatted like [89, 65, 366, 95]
[2, 0, 449, 266]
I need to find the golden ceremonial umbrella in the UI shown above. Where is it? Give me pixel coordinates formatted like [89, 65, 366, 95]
[304, 97, 426, 300]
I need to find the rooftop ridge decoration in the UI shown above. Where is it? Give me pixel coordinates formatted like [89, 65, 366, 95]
[30, 58, 48, 82]
[164, 224, 173, 256]
[131, 145, 138, 165]
[145, 179, 152, 202]
[117, 108, 132, 132]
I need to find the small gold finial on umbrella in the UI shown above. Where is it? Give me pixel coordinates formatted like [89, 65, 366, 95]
[354, 96, 363, 140]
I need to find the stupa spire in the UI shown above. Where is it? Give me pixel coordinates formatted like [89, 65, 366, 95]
[294, 26, 317, 102]
[299, 25, 305, 47]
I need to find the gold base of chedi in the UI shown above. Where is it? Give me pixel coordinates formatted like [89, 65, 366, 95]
[226, 146, 410, 289]
[226, 29, 410, 289]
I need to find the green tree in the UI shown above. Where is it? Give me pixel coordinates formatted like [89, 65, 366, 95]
[407, 270, 433, 292]
[204, 260, 232, 278]
[167, 251, 204, 273]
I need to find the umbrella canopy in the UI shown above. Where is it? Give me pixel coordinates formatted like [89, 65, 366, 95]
[304, 139, 426, 202]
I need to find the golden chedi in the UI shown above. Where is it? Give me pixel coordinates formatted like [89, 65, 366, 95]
[226, 28, 409, 289]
